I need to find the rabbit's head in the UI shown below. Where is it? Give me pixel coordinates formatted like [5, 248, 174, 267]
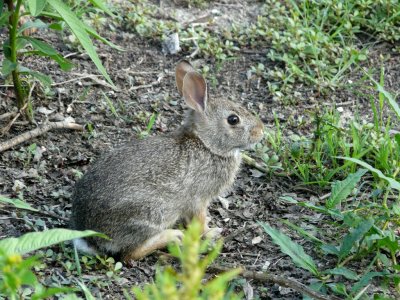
[176, 60, 264, 157]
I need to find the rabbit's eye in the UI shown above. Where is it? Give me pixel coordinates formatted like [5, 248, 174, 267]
[227, 114, 240, 125]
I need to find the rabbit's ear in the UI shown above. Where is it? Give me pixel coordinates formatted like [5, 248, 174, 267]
[182, 71, 207, 113]
[176, 60, 196, 96]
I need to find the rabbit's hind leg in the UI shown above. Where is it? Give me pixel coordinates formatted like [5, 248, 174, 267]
[123, 229, 183, 261]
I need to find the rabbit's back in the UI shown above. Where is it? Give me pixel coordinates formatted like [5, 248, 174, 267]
[70, 132, 240, 246]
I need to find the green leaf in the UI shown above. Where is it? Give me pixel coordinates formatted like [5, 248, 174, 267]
[395, 133, 400, 148]
[0, 10, 11, 28]
[338, 157, 400, 191]
[77, 281, 96, 300]
[279, 196, 343, 219]
[28, 0, 47, 17]
[326, 169, 367, 209]
[339, 218, 374, 260]
[21, 37, 58, 55]
[19, 69, 52, 87]
[320, 244, 340, 257]
[32, 287, 74, 300]
[47, 0, 115, 87]
[0, 196, 39, 212]
[0, 228, 106, 255]
[87, 0, 114, 17]
[1, 59, 17, 76]
[259, 222, 319, 276]
[350, 271, 388, 294]
[324, 267, 359, 280]
[84, 23, 124, 51]
[368, 75, 400, 119]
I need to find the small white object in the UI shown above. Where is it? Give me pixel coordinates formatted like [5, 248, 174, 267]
[251, 236, 262, 245]
[218, 196, 230, 209]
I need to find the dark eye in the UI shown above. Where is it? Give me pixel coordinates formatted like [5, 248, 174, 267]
[227, 114, 240, 125]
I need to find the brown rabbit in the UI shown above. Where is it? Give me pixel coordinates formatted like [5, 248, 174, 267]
[70, 60, 264, 262]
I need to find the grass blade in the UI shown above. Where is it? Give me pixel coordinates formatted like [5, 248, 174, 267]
[259, 222, 319, 276]
[338, 157, 400, 191]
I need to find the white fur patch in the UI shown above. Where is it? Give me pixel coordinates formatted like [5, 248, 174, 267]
[73, 238, 98, 255]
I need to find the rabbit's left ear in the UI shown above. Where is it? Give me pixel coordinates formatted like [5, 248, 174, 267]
[182, 71, 207, 113]
[176, 60, 196, 96]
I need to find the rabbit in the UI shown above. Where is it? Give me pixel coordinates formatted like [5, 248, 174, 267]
[70, 60, 264, 262]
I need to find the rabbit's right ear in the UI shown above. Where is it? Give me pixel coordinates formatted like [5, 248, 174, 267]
[182, 71, 207, 113]
[176, 60, 207, 113]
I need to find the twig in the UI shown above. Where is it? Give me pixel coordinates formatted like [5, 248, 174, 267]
[0, 111, 17, 121]
[241, 153, 268, 173]
[189, 39, 200, 58]
[52, 73, 120, 92]
[1, 101, 29, 136]
[129, 74, 164, 91]
[209, 265, 342, 300]
[0, 121, 84, 152]
[1, 205, 69, 222]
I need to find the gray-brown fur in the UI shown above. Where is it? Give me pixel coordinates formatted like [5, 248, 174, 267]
[70, 61, 264, 260]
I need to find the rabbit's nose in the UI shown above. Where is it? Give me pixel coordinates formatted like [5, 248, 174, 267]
[251, 121, 264, 140]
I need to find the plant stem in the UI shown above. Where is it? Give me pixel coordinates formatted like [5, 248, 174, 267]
[7, 0, 26, 109]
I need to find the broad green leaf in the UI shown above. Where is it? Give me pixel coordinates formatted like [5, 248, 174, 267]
[47, 0, 115, 87]
[339, 218, 374, 260]
[1, 58, 17, 76]
[87, 0, 114, 17]
[0, 195, 38, 212]
[28, 0, 47, 17]
[326, 169, 367, 209]
[324, 267, 359, 280]
[338, 157, 400, 191]
[259, 222, 319, 276]
[0, 228, 106, 255]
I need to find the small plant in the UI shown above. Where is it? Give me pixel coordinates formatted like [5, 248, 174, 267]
[132, 220, 241, 300]
[262, 166, 400, 298]
[0, 0, 117, 117]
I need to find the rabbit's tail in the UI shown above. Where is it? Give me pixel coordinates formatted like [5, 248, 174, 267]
[73, 238, 98, 255]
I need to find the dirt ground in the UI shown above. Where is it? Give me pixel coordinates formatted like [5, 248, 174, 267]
[1, 0, 399, 299]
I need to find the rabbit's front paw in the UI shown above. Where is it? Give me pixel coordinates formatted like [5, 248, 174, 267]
[165, 229, 184, 244]
[204, 227, 223, 240]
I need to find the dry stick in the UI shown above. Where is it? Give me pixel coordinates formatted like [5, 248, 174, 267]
[0, 111, 17, 121]
[129, 74, 164, 91]
[1, 101, 29, 136]
[0, 121, 84, 152]
[209, 265, 342, 300]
